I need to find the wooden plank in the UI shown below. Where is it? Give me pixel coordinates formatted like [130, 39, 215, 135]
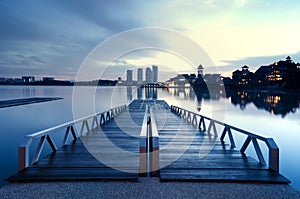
[8, 168, 138, 182]
[160, 168, 290, 183]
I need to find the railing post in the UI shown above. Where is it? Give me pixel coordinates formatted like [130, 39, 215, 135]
[70, 125, 77, 141]
[252, 137, 266, 165]
[220, 126, 227, 143]
[110, 110, 114, 119]
[220, 126, 235, 148]
[266, 138, 279, 172]
[18, 146, 28, 171]
[192, 114, 197, 126]
[92, 116, 99, 129]
[198, 117, 206, 132]
[32, 135, 47, 164]
[80, 120, 90, 136]
[240, 135, 252, 154]
[18, 138, 32, 171]
[100, 113, 105, 125]
[63, 126, 70, 145]
[46, 135, 57, 152]
[106, 111, 110, 122]
[207, 120, 217, 137]
[227, 127, 236, 148]
[187, 111, 191, 123]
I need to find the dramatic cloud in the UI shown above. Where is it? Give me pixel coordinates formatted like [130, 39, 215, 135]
[0, 0, 300, 80]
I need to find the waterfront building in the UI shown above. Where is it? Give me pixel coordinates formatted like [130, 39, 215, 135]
[152, 65, 158, 83]
[137, 68, 143, 84]
[146, 67, 152, 83]
[13, 78, 22, 83]
[126, 70, 133, 86]
[255, 56, 300, 88]
[232, 65, 255, 86]
[22, 76, 35, 83]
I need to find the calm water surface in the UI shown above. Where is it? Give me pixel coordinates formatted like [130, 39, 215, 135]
[0, 86, 299, 191]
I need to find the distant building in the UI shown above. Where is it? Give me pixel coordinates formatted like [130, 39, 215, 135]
[146, 67, 152, 83]
[126, 70, 133, 85]
[224, 56, 300, 89]
[0, 77, 5, 82]
[137, 68, 143, 84]
[152, 65, 158, 82]
[255, 56, 299, 88]
[165, 65, 207, 88]
[14, 78, 22, 83]
[6, 78, 13, 83]
[43, 77, 55, 81]
[22, 76, 35, 83]
[232, 65, 255, 86]
[165, 74, 194, 87]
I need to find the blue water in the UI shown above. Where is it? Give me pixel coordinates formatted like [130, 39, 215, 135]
[0, 86, 299, 191]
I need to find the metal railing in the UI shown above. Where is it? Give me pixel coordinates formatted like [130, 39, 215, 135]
[18, 105, 127, 171]
[170, 105, 279, 173]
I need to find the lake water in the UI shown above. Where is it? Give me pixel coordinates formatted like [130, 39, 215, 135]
[0, 86, 299, 191]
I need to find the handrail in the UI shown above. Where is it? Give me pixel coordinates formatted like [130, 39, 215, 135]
[18, 104, 127, 171]
[170, 105, 279, 173]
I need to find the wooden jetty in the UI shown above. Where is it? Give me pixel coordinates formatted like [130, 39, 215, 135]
[0, 97, 62, 108]
[7, 100, 290, 184]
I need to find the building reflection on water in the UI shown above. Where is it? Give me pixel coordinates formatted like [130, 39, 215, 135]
[22, 87, 36, 98]
[144, 87, 157, 100]
[128, 85, 300, 117]
[166, 86, 217, 112]
[127, 86, 133, 101]
[165, 86, 300, 117]
[137, 87, 143, 99]
[225, 90, 300, 117]
[127, 86, 158, 101]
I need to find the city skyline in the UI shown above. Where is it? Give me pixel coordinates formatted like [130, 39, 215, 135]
[1, 55, 299, 85]
[0, 1, 300, 80]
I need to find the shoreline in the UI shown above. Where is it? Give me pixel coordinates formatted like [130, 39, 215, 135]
[1, 178, 300, 198]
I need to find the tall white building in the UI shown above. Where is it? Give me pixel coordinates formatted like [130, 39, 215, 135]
[137, 68, 143, 84]
[127, 70, 133, 85]
[152, 65, 158, 82]
[145, 67, 152, 83]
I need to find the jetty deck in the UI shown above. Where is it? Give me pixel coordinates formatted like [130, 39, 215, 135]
[0, 97, 62, 108]
[7, 100, 290, 184]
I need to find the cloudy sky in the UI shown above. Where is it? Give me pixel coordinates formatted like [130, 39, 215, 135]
[1, 0, 300, 81]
